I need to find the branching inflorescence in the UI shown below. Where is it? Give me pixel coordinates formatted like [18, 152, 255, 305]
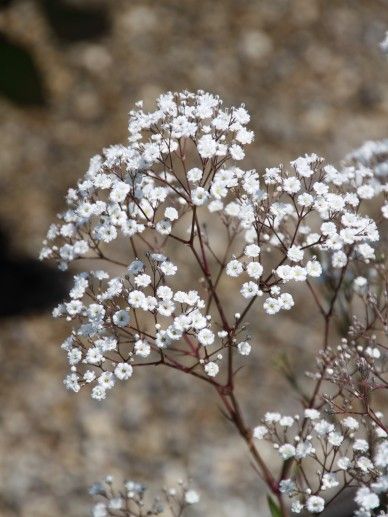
[42, 90, 387, 516]
[90, 476, 200, 517]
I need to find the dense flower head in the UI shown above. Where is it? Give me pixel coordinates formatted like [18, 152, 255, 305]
[41, 91, 386, 321]
[41, 90, 387, 516]
[253, 267, 388, 515]
[254, 406, 387, 515]
[56, 256, 225, 399]
[41, 91, 387, 399]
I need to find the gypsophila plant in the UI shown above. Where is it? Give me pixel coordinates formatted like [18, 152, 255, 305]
[42, 89, 387, 516]
[89, 476, 199, 517]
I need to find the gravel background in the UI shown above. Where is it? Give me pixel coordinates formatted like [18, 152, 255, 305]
[0, 1, 387, 515]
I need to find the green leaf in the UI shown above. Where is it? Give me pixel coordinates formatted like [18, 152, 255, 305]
[267, 495, 282, 517]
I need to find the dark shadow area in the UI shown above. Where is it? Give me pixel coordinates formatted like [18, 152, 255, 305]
[40, 0, 110, 43]
[0, 229, 68, 317]
[0, 0, 13, 10]
[0, 32, 47, 106]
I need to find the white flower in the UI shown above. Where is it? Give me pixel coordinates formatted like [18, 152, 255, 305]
[328, 432, 343, 447]
[353, 439, 369, 453]
[263, 297, 281, 315]
[354, 276, 367, 290]
[160, 261, 177, 276]
[279, 444, 296, 459]
[230, 144, 245, 160]
[253, 425, 268, 439]
[112, 310, 130, 327]
[208, 200, 223, 212]
[292, 154, 317, 177]
[337, 457, 351, 470]
[109, 498, 123, 510]
[191, 187, 209, 206]
[114, 363, 133, 380]
[279, 479, 296, 495]
[277, 265, 293, 281]
[204, 361, 219, 377]
[91, 385, 106, 401]
[64, 373, 80, 392]
[295, 440, 314, 459]
[68, 348, 82, 365]
[84, 370, 96, 383]
[332, 250, 347, 268]
[287, 245, 304, 262]
[236, 127, 254, 145]
[313, 182, 328, 195]
[297, 193, 314, 207]
[375, 440, 388, 468]
[381, 30, 388, 52]
[226, 259, 243, 277]
[279, 293, 294, 310]
[306, 260, 322, 277]
[134, 339, 151, 357]
[306, 496, 325, 513]
[247, 261, 263, 279]
[198, 134, 217, 158]
[357, 184, 375, 200]
[185, 489, 200, 505]
[128, 259, 144, 275]
[86, 348, 103, 364]
[314, 419, 334, 435]
[265, 412, 281, 423]
[98, 371, 115, 390]
[321, 221, 337, 236]
[283, 177, 301, 194]
[187, 167, 203, 182]
[357, 243, 375, 260]
[342, 416, 359, 430]
[156, 219, 172, 235]
[322, 473, 339, 489]
[197, 328, 215, 346]
[241, 281, 259, 298]
[93, 502, 108, 517]
[110, 181, 130, 202]
[357, 456, 374, 472]
[245, 244, 260, 257]
[291, 500, 304, 513]
[157, 285, 173, 300]
[279, 416, 294, 427]
[355, 487, 379, 511]
[164, 207, 178, 221]
[66, 300, 83, 315]
[237, 341, 251, 356]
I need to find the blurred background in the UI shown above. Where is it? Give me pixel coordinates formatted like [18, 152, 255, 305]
[0, 1, 387, 515]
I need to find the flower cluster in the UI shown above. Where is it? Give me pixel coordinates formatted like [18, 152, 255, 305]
[40, 90, 253, 270]
[317, 271, 388, 424]
[345, 138, 388, 219]
[55, 254, 234, 398]
[253, 261, 387, 515]
[90, 475, 199, 517]
[42, 90, 387, 516]
[254, 408, 387, 515]
[41, 91, 385, 320]
[223, 150, 384, 314]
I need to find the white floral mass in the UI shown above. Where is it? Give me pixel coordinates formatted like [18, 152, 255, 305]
[42, 90, 387, 516]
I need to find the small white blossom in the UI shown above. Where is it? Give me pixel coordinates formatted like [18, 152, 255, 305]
[204, 362, 219, 377]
